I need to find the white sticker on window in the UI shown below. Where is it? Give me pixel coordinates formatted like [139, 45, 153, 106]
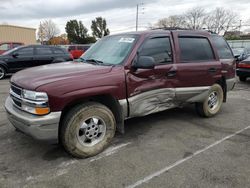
[119, 38, 135, 43]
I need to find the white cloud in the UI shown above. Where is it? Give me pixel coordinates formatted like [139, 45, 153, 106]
[0, 0, 250, 34]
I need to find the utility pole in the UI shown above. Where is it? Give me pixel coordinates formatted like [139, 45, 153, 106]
[136, 4, 139, 31]
[239, 20, 242, 33]
[135, 3, 144, 31]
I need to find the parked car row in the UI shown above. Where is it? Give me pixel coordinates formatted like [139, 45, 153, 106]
[0, 45, 73, 79]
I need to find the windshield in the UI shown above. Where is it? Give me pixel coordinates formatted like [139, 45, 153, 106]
[80, 34, 138, 65]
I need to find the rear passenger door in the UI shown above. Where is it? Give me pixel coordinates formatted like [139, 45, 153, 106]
[34, 46, 54, 66]
[171, 33, 222, 102]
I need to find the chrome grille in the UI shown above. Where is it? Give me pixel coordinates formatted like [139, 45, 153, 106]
[10, 84, 23, 109]
[10, 84, 22, 96]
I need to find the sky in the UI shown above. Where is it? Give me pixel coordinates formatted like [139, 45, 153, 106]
[1, 0, 250, 35]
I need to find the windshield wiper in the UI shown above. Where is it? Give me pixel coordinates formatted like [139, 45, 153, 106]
[85, 58, 104, 64]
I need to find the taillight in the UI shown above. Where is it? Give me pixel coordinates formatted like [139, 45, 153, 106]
[238, 63, 250, 68]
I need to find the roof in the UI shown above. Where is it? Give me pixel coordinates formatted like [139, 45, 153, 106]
[0, 24, 36, 31]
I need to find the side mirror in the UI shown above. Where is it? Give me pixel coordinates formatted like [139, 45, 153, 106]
[12, 53, 19, 57]
[132, 56, 155, 69]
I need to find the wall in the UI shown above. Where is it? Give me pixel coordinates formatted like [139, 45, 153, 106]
[0, 25, 36, 45]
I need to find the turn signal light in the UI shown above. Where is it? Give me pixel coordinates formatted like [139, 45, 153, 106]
[35, 107, 50, 115]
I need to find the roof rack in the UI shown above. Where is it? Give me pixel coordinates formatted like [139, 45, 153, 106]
[151, 27, 190, 31]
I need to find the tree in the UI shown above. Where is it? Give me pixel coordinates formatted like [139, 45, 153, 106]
[65, 20, 96, 44]
[155, 15, 186, 29]
[37, 20, 60, 43]
[185, 7, 206, 30]
[48, 36, 69, 45]
[91, 17, 110, 38]
[205, 8, 238, 35]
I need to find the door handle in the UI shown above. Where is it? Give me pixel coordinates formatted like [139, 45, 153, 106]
[208, 68, 217, 73]
[167, 70, 177, 78]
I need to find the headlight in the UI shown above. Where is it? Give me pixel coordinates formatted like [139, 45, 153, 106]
[21, 89, 50, 115]
[22, 89, 48, 101]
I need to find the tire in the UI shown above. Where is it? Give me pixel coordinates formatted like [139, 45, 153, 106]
[196, 84, 223, 117]
[239, 76, 247, 82]
[0, 66, 6, 80]
[60, 102, 116, 158]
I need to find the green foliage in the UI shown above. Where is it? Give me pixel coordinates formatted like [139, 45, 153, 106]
[91, 17, 110, 38]
[65, 20, 96, 44]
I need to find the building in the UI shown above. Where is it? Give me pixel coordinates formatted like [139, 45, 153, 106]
[0, 24, 36, 45]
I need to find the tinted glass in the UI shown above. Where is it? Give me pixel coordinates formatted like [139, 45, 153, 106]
[36, 47, 53, 55]
[69, 46, 75, 50]
[53, 48, 65, 54]
[140, 37, 172, 64]
[212, 36, 233, 59]
[17, 47, 33, 56]
[77, 46, 84, 50]
[179, 37, 215, 61]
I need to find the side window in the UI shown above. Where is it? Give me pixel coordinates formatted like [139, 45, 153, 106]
[68, 46, 75, 51]
[211, 36, 233, 59]
[0, 44, 9, 51]
[36, 47, 53, 55]
[17, 47, 33, 56]
[179, 37, 215, 62]
[53, 48, 64, 54]
[140, 37, 172, 64]
[77, 46, 84, 50]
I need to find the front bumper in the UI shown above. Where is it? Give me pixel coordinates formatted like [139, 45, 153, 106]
[5, 96, 61, 143]
[226, 77, 236, 91]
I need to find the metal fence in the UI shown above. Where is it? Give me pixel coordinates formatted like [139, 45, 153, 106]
[227, 40, 250, 54]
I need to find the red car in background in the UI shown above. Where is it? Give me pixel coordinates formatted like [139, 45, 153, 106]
[0, 42, 24, 54]
[61, 44, 91, 59]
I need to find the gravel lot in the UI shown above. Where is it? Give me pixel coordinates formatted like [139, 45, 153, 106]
[0, 77, 250, 188]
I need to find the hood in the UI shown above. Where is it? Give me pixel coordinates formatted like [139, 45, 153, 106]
[11, 62, 113, 90]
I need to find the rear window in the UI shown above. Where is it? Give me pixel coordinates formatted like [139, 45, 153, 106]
[211, 35, 233, 59]
[179, 37, 215, 62]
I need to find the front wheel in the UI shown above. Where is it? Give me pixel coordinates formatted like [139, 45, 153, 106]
[60, 102, 116, 158]
[196, 84, 223, 117]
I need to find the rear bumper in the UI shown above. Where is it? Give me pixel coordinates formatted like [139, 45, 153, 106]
[226, 77, 236, 91]
[236, 68, 250, 77]
[5, 96, 61, 143]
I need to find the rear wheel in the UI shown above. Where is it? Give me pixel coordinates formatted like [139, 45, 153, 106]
[0, 66, 6, 80]
[196, 84, 223, 117]
[60, 102, 116, 158]
[239, 76, 247, 82]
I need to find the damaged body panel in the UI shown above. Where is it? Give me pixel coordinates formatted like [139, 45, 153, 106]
[119, 86, 211, 118]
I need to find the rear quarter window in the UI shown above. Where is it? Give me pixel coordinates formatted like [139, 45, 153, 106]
[211, 35, 233, 59]
[179, 37, 215, 62]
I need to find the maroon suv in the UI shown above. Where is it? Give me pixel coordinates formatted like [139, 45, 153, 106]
[5, 30, 236, 158]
